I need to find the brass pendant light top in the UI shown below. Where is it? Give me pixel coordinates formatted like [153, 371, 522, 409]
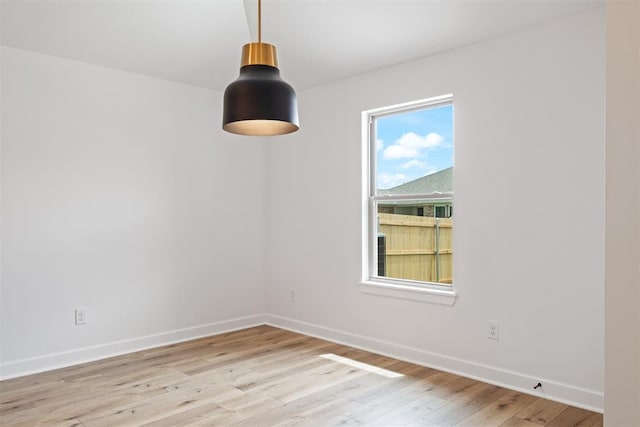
[222, 0, 299, 136]
[241, 42, 278, 68]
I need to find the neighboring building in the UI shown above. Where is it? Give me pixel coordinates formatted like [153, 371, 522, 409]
[378, 167, 453, 217]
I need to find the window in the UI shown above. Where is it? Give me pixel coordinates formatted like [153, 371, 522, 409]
[363, 95, 454, 292]
[435, 205, 452, 218]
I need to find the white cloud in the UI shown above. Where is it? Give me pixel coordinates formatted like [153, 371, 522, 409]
[383, 145, 419, 159]
[383, 132, 444, 159]
[378, 173, 408, 189]
[401, 159, 426, 169]
[396, 132, 443, 149]
[376, 139, 384, 151]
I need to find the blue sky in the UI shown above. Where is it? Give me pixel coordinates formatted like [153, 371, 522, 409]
[376, 104, 453, 190]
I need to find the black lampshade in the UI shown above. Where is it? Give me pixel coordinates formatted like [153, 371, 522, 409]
[223, 64, 299, 136]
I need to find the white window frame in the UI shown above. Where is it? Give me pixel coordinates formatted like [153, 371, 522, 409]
[360, 95, 457, 306]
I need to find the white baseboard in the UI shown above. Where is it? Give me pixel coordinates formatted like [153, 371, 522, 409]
[0, 314, 267, 380]
[265, 314, 603, 413]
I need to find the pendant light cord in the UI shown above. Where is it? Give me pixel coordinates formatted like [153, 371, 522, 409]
[258, 0, 262, 44]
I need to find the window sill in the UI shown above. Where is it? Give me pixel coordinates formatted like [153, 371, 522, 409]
[359, 281, 457, 306]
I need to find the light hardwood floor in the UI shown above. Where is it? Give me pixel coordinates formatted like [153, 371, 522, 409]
[0, 326, 602, 426]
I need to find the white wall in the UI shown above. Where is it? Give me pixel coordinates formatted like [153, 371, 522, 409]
[0, 47, 267, 377]
[604, 1, 640, 425]
[266, 10, 605, 410]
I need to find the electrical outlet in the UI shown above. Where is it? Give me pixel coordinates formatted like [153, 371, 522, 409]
[289, 289, 296, 302]
[75, 308, 88, 326]
[488, 321, 499, 340]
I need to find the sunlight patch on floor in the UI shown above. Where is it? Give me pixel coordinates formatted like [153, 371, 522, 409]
[319, 353, 404, 378]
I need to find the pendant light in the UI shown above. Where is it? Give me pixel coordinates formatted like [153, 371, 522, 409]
[222, 0, 299, 136]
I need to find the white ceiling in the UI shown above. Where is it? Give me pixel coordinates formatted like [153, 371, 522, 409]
[0, 0, 602, 91]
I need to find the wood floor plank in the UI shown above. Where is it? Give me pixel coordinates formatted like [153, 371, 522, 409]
[138, 401, 231, 427]
[455, 391, 538, 427]
[0, 378, 67, 403]
[347, 372, 461, 424]
[318, 414, 364, 426]
[367, 393, 450, 425]
[500, 417, 543, 427]
[420, 383, 511, 426]
[545, 406, 604, 427]
[0, 326, 602, 427]
[0, 396, 36, 416]
[515, 398, 569, 425]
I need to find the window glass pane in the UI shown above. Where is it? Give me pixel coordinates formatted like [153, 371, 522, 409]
[376, 203, 453, 285]
[375, 104, 453, 194]
[372, 102, 453, 286]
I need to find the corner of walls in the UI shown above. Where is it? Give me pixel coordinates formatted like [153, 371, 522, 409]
[0, 46, 268, 378]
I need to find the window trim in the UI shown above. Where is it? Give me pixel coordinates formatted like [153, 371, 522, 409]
[361, 95, 457, 305]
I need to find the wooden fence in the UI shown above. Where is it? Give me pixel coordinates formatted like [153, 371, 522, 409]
[378, 213, 453, 284]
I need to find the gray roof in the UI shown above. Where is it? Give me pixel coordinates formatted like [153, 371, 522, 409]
[380, 167, 452, 195]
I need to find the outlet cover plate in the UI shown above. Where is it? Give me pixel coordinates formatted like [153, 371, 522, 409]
[488, 321, 499, 340]
[75, 308, 88, 326]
